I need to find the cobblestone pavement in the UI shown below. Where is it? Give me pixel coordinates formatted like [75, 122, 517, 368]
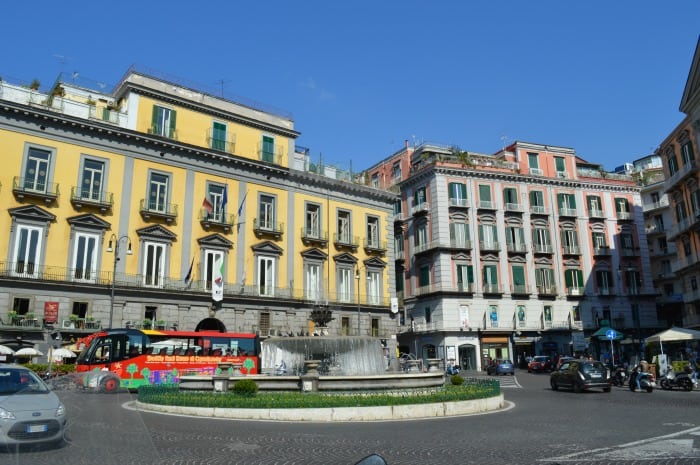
[4, 369, 700, 465]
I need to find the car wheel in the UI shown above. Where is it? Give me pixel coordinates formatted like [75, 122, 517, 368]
[550, 379, 558, 391]
[683, 379, 693, 391]
[573, 382, 582, 393]
[99, 375, 120, 393]
[603, 387, 611, 393]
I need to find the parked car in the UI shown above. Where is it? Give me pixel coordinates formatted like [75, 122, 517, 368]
[0, 364, 67, 449]
[528, 355, 553, 373]
[550, 359, 612, 393]
[486, 359, 515, 376]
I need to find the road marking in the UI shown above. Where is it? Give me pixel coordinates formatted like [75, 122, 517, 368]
[542, 425, 700, 462]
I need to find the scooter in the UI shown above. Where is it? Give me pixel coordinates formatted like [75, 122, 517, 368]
[660, 367, 695, 391]
[611, 366, 628, 387]
[629, 366, 655, 393]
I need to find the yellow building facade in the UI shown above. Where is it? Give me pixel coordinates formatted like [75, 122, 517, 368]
[0, 68, 397, 355]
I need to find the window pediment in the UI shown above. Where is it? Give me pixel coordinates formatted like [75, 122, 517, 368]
[9, 205, 56, 223]
[251, 240, 283, 256]
[66, 214, 111, 230]
[197, 233, 234, 249]
[136, 224, 177, 242]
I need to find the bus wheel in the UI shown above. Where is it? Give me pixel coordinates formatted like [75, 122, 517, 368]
[100, 375, 120, 394]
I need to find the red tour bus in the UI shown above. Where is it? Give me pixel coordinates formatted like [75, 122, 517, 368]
[75, 328, 260, 390]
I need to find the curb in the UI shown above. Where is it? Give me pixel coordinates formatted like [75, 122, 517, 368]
[132, 393, 505, 422]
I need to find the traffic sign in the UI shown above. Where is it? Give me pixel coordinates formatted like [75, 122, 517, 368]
[605, 329, 617, 340]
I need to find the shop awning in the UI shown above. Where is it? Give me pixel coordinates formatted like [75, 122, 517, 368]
[590, 326, 623, 340]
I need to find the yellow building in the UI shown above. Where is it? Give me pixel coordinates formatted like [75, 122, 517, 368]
[0, 68, 397, 355]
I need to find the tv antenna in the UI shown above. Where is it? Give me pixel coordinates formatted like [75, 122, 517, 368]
[215, 79, 230, 97]
[53, 54, 72, 74]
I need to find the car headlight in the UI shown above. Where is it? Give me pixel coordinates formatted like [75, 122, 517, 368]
[56, 403, 66, 417]
[0, 407, 16, 420]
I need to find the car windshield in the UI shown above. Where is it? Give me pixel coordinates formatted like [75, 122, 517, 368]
[581, 362, 605, 373]
[499, 360, 512, 365]
[0, 367, 49, 395]
[534, 356, 549, 362]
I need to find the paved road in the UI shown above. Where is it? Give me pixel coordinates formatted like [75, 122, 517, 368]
[5, 370, 700, 465]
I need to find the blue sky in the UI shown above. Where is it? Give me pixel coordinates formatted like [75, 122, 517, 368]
[2, 1, 698, 172]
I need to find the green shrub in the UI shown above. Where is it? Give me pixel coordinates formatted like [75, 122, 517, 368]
[450, 374, 464, 385]
[231, 379, 258, 397]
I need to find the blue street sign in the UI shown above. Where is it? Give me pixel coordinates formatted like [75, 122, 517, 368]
[606, 329, 617, 340]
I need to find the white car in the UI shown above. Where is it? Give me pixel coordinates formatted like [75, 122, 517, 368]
[0, 364, 67, 449]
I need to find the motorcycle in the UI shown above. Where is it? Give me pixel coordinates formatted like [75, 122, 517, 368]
[660, 367, 696, 391]
[611, 366, 628, 387]
[628, 365, 655, 393]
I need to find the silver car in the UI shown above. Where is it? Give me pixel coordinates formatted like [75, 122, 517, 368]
[0, 364, 67, 449]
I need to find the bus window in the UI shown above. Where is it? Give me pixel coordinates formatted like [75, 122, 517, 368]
[95, 344, 111, 362]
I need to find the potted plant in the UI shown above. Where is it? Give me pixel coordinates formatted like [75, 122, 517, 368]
[142, 319, 152, 329]
[29, 79, 40, 90]
[86, 95, 96, 106]
[156, 319, 166, 329]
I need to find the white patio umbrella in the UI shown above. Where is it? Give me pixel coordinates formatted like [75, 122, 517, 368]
[51, 348, 77, 359]
[14, 347, 44, 357]
[645, 327, 700, 354]
[0, 345, 15, 355]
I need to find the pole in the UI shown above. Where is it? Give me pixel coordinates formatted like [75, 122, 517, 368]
[109, 251, 117, 329]
[356, 268, 361, 335]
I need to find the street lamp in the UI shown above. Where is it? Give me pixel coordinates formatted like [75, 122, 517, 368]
[107, 234, 132, 329]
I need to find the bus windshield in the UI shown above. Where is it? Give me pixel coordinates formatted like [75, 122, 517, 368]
[75, 328, 260, 389]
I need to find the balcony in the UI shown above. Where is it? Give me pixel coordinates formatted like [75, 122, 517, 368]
[643, 198, 670, 213]
[506, 242, 528, 254]
[483, 284, 503, 295]
[588, 208, 605, 220]
[207, 135, 236, 154]
[139, 199, 178, 224]
[363, 237, 387, 255]
[257, 146, 285, 165]
[479, 241, 501, 252]
[558, 207, 577, 217]
[566, 287, 584, 298]
[530, 205, 549, 215]
[616, 211, 633, 221]
[593, 246, 611, 256]
[478, 200, 497, 211]
[597, 287, 614, 297]
[70, 186, 113, 213]
[148, 125, 178, 140]
[672, 253, 700, 273]
[253, 218, 284, 240]
[448, 197, 469, 209]
[537, 285, 557, 297]
[667, 216, 699, 240]
[620, 247, 637, 257]
[414, 240, 438, 255]
[665, 159, 697, 191]
[60, 317, 102, 331]
[301, 228, 328, 247]
[511, 284, 531, 295]
[411, 202, 429, 216]
[533, 244, 553, 254]
[529, 168, 543, 176]
[199, 209, 235, 233]
[12, 176, 59, 205]
[562, 245, 581, 255]
[645, 224, 666, 236]
[449, 239, 472, 250]
[504, 203, 523, 213]
[333, 233, 359, 251]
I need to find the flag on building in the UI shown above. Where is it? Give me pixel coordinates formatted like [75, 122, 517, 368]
[212, 255, 224, 302]
[237, 191, 247, 219]
[184, 257, 194, 289]
[202, 196, 214, 214]
[221, 185, 228, 212]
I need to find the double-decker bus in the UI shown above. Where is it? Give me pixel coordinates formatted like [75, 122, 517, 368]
[75, 328, 260, 391]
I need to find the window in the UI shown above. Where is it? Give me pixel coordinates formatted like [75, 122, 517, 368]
[207, 183, 227, 221]
[615, 198, 631, 218]
[413, 187, 427, 211]
[529, 190, 545, 213]
[393, 199, 402, 217]
[418, 264, 430, 288]
[147, 172, 169, 213]
[366, 216, 380, 248]
[23, 147, 51, 192]
[650, 192, 660, 205]
[367, 270, 381, 305]
[478, 185, 493, 208]
[489, 305, 498, 327]
[259, 194, 276, 230]
[572, 306, 581, 321]
[512, 265, 526, 293]
[79, 158, 105, 201]
[528, 152, 540, 170]
[337, 210, 351, 243]
[370, 173, 379, 188]
[557, 193, 576, 213]
[479, 224, 497, 249]
[392, 162, 401, 182]
[72, 302, 88, 319]
[337, 267, 352, 302]
[211, 122, 227, 151]
[483, 264, 498, 290]
[596, 270, 613, 293]
[592, 232, 607, 250]
[676, 200, 688, 222]
[681, 141, 695, 166]
[425, 307, 432, 324]
[587, 195, 602, 216]
[305, 203, 321, 238]
[544, 306, 552, 322]
[692, 190, 700, 216]
[204, 249, 224, 291]
[532, 227, 551, 252]
[72, 232, 98, 281]
[415, 222, 428, 247]
[143, 242, 166, 287]
[261, 135, 275, 162]
[257, 256, 275, 296]
[668, 152, 679, 175]
[450, 222, 470, 247]
[535, 268, 555, 292]
[555, 157, 566, 177]
[625, 269, 641, 294]
[456, 264, 473, 291]
[449, 182, 467, 206]
[151, 105, 176, 138]
[503, 187, 518, 208]
[12, 298, 30, 316]
[305, 263, 322, 301]
[394, 233, 404, 258]
[506, 226, 525, 250]
[565, 269, 584, 293]
[620, 233, 634, 252]
[561, 228, 579, 253]
[371, 318, 379, 337]
[13, 225, 42, 276]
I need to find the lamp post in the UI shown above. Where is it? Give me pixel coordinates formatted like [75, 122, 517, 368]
[107, 234, 132, 329]
[355, 267, 361, 335]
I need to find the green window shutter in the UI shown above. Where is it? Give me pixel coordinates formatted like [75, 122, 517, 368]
[535, 269, 543, 286]
[568, 194, 576, 209]
[615, 198, 622, 213]
[565, 269, 573, 287]
[478, 224, 484, 241]
[575, 270, 583, 287]
[262, 136, 274, 162]
[419, 266, 430, 286]
[459, 183, 466, 199]
[528, 153, 538, 168]
[555, 157, 565, 172]
[479, 185, 491, 201]
[557, 193, 564, 208]
[449, 182, 456, 198]
[512, 265, 525, 286]
[151, 106, 159, 132]
[467, 265, 474, 284]
[168, 110, 177, 137]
